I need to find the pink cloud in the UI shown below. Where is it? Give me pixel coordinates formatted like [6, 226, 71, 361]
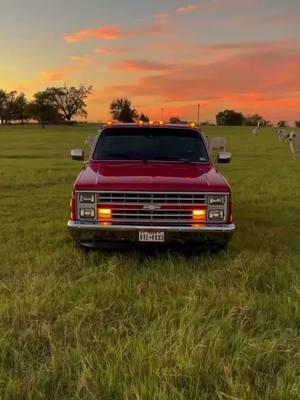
[110, 59, 172, 72]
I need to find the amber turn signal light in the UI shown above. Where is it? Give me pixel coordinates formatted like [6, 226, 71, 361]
[192, 209, 206, 222]
[98, 208, 112, 219]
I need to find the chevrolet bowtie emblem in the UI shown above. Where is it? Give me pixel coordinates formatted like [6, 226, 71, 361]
[143, 204, 161, 210]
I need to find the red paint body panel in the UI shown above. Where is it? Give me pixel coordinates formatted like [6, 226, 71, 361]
[74, 161, 231, 193]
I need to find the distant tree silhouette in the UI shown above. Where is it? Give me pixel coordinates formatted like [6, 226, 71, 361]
[13, 93, 28, 124]
[37, 85, 92, 121]
[27, 91, 62, 127]
[277, 120, 289, 127]
[216, 109, 244, 126]
[139, 113, 149, 122]
[110, 98, 138, 122]
[0, 89, 8, 124]
[244, 113, 269, 127]
[169, 116, 187, 124]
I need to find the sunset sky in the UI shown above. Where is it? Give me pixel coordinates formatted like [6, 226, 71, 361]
[1, 0, 299, 123]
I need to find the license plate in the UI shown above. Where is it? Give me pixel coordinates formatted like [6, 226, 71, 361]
[139, 231, 165, 242]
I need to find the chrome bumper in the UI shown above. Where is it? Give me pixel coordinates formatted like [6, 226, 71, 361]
[68, 221, 235, 244]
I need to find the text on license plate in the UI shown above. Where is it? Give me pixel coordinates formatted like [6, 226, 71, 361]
[139, 232, 165, 242]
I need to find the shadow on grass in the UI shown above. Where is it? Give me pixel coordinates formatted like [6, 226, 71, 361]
[78, 241, 228, 260]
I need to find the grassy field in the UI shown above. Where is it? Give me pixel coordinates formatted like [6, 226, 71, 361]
[0, 123, 300, 400]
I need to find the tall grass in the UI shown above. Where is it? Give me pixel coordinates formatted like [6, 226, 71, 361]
[0, 124, 299, 399]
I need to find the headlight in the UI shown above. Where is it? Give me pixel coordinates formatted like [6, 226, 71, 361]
[79, 193, 96, 203]
[208, 209, 225, 221]
[79, 208, 96, 219]
[208, 195, 226, 206]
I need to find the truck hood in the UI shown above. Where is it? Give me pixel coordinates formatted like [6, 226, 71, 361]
[74, 161, 230, 192]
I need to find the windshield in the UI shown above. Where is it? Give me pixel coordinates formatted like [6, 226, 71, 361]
[93, 128, 209, 162]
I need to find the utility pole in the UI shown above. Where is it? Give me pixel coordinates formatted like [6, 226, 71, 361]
[197, 103, 200, 127]
[161, 108, 164, 121]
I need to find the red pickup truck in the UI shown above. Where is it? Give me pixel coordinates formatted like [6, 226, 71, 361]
[68, 123, 235, 250]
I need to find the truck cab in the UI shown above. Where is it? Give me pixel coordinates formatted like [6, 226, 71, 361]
[68, 123, 235, 250]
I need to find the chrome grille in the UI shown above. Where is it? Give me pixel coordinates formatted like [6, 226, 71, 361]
[112, 210, 192, 224]
[98, 191, 206, 204]
[97, 191, 208, 226]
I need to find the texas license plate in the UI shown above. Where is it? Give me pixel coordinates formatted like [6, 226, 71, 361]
[139, 231, 165, 242]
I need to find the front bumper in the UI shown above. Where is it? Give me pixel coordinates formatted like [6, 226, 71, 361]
[67, 221, 235, 246]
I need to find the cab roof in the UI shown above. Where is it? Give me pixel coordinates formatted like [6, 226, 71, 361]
[102, 122, 201, 130]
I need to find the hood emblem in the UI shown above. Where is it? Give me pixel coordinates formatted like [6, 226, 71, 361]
[144, 204, 161, 211]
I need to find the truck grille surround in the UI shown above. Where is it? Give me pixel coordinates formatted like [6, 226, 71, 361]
[76, 191, 228, 226]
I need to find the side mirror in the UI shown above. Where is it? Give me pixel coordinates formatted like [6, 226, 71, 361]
[218, 152, 231, 164]
[71, 149, 84, 161]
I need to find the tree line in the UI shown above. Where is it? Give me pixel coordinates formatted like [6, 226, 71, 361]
[216, 109, 272, 126]
[0, 85, 92, 127]
[110, 100, 295, 127]
[0, 90, 297, 127]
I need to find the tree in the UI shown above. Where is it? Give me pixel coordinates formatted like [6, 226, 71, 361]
[12, 93, 28, 123]
[295, 121, 300, 128]
[277, 120, 289, 127]
[244, 113, 269, 127]
[169, 116, 183, 124]
[139, 113, 149, 122]
[0, 89, 7, 124]
[216, 109, 244, 126]
[110, 98, 138, 122]
[36, 85, 92, 121]
[2, 91, 18, 124]
[0, 90, 29, 124]
[27, 91, 62, 127]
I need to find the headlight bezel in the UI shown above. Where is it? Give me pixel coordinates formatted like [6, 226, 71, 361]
[208, 194, 226, 206]
[207, 194, 228, 222]
[79, 208, 96, 219]
[79, 192, 96, 204]
[77, 192, 97, 220]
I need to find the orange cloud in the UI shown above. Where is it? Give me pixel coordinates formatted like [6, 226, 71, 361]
[104, 40, 300, 123]
[94, 47, 132, 55]
[41, 65, 79, 81]
[64, 25, 123, 42]
[110, 59, 171, 72]
[64, 23, 164, 43]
